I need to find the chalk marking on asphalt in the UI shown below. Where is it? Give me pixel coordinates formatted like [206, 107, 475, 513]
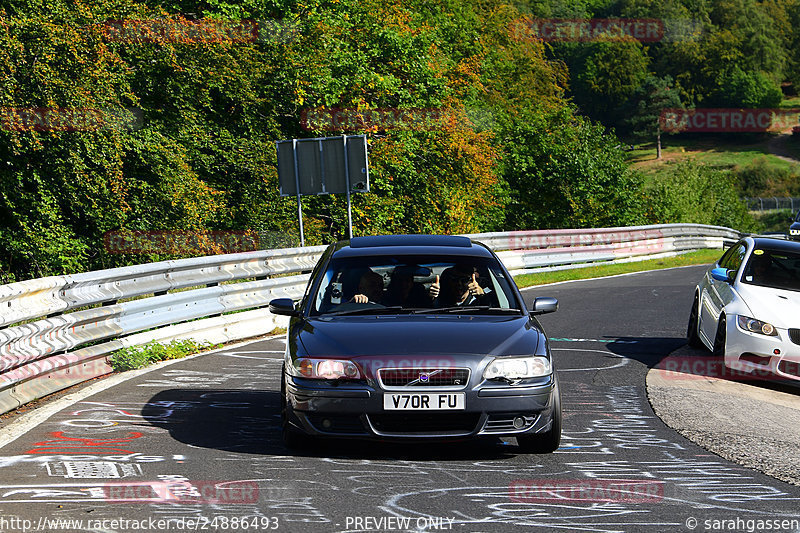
[0, 336, 282, 450]
[551, 347, 629, 372]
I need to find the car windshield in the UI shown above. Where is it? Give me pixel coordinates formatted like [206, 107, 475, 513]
[310, 255, 522, 315]
[741, 248, 800, 292]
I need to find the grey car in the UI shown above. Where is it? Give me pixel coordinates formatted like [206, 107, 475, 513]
[269, 234, 562, 453]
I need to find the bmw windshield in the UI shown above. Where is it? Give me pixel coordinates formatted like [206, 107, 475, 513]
[741, 248, 800, 292]
[310, 255, 523, 315]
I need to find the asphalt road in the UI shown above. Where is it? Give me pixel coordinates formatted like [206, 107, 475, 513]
[0, 265, 798, 533]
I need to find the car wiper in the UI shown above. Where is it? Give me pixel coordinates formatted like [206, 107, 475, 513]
[322, 306, 409, 316]
[414, 306, 522, 315]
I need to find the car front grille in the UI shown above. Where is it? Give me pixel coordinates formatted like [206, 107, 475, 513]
[377, 368, 470, 388]
[368, 413, 480, 434]
[777, 360, 800, 377]
[788, 329, 800, 346]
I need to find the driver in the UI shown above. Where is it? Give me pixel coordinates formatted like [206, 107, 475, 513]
[350, 270, 384, 303]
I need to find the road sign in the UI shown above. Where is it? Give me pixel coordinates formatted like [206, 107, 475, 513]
[275, 135, 370, 245]
[276, 135, 369, 196]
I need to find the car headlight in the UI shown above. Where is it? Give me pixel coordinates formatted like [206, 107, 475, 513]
[790, 229, 800, 235]
[737, 316, 778, 337]
[288, 358, 362, 379]
[483, 356, 552, 380]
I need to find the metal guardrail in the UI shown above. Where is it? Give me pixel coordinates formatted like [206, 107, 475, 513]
[0, 224, 742, 414]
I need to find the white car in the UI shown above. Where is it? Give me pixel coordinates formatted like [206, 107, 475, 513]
[687, 237, 800, 382]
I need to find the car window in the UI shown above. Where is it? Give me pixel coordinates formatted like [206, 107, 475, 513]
[310, 255, 522, 315]
[741, 248, 800, 292]
[719, 243, 746, 271]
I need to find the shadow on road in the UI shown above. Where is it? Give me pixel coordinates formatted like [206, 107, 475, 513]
[600, 336, 800, 396]
[141, 388, 525, 460]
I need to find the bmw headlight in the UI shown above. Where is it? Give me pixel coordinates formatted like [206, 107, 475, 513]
[790, 229, 800, 236]
[483, 356, 552, 380]
[737, 316, 778, 337]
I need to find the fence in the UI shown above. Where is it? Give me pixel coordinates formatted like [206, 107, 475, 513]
[744, 197, 800, 212]
[0, 223, 741, 415]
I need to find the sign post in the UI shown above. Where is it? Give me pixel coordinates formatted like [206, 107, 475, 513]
[276, 134, 369, 245]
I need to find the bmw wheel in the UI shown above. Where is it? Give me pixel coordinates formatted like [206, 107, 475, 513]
[712, 315, 726, 358]
[687, 295, 704, 349]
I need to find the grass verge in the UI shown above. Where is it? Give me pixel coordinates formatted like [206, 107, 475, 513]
[515, 248, 722, 288]
[109, 339, 222, 372]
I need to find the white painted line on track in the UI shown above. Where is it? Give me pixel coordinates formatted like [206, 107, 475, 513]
[551, 347, 630, 372]
[0, 335, 282, 450]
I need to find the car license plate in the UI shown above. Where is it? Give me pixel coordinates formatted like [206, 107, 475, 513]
[383, 393, 465, 410]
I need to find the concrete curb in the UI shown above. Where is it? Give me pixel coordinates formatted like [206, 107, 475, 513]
[647, 344, 800, 486]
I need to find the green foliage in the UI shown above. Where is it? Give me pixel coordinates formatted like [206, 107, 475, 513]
[500, 107, 646, 229]
[109, 339, 217, 372]
[709, 69, 783, 109]
[734, 157, 800, 197]
[752, 209, 795, 234]
[643, 161, 759, 231]
[625, 75, 683, 142]
[571, 37, 650, 125]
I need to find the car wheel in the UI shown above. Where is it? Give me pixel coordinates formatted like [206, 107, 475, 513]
[687, 295, 704, 349]
[280, 365, 310, 450]
[712, 315, 726, 358]
[517, 379, 562, 454]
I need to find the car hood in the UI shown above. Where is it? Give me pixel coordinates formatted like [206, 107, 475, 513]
[736, 284, 800, 328]
[296, 315, 541, 358]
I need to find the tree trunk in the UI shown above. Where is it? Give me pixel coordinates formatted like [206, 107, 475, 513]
[656, 132, 662, 160]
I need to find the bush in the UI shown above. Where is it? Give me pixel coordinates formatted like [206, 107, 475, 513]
[734, 157, 800, 197]
[644, 161, 759, 232]
[109, 339, 217, 372]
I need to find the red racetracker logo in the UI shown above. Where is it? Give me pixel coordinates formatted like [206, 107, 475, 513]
[0, 108, 142, 132]
[104, 230, 260, 255]
[509, 479, 663, 503]
[103, 480, 258, 504]
[660, 108, 800, 133]
[655, 355, 800, 381]
[511, 17, 665, 42]
[300, 107, 452, 132]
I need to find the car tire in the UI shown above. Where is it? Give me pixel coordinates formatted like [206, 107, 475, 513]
[712, 315, 726, 358]
[280, 365, 311, 450]
[687, 295, 704, 349]
[517, 379, 562, 454]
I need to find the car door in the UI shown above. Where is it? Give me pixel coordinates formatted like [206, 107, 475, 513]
[699, 243, 746, 343]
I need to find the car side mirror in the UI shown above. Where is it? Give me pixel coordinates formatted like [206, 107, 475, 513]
[710, 267, 734, 283]
[531, 297, 558, 315]
[269, 298, 300, 317]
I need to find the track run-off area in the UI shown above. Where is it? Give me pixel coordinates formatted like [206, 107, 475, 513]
[0, 265, 798, 533]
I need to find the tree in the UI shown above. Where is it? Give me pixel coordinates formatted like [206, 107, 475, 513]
[625, 75, 683, 159]
[571, 36, 650, 126]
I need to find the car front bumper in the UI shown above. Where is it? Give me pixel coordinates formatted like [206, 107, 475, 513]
[724, 317, 800, 383]
[284, 375, 557, 440]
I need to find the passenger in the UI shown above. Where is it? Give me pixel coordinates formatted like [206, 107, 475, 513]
[431, 264, 490, 306]
[350, 270, 384, 304]
[384, 266, 436, 308]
